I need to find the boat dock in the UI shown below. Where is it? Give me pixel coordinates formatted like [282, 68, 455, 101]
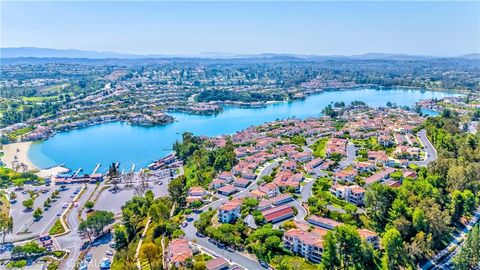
[92, 163, 101, 175]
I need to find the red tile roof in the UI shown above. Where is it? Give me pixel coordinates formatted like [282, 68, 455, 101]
[262, 204, 294, 222]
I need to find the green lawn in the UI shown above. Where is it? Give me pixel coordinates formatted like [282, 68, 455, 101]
[49, 219, 65, 235]
[312, 138, 328, 158]
[270, 255, 318, 270]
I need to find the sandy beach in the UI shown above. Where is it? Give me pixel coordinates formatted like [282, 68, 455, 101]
[1, 141, 38, 171]
[1, 142, 70, 178]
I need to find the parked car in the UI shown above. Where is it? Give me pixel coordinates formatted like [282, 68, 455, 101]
[100, 257, 111, 269]
[259, 260, 269, 268]
[181, 222, 188, 227]
[79, 261, 88, 270]
[85, 253, 92, 261]
[106, 250, 114, 256]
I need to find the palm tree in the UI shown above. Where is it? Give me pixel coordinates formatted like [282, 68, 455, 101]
[108, 163, 120, 191]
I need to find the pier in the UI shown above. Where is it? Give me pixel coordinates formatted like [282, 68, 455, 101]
[91, 163, 101, 175]
[72, 168, 82, 178]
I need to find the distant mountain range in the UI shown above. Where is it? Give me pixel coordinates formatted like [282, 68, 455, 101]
[1, 47, 479, 60]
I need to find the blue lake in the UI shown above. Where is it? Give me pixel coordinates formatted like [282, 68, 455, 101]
[28, 88, 455, 172]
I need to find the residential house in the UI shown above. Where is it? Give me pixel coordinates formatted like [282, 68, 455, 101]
[217, 185, 238, 196]
[308, 215, 343, 230]
[333, 169, 357, 183]
[206, 257, 230, 270]
[218, 171, 235, 183]
[233, 178, 250, 188]
[364, 167, 396, 185]
[283, 228, 323, 263]
[262, 204, 294, 223]
[269, 193, 294, 206]
[218, 199, 242, 223]
[166, 239, 193, 269]
[358, 229, 380, 249]
[259, 183, 280, 198]
[354, 162, 376, 173]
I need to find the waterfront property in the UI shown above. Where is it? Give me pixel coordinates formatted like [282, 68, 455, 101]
[26, 88, 457, 172]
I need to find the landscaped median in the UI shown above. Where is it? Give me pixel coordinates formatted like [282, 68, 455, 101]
[48, 184, 87, 237]
[5, 241, 68, 270]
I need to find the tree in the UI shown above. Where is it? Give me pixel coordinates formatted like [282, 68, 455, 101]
[412, 207, 428, 233]
[321, 225, 363, 269]
[108, 163, 120, 191]
[381, 228, 409, 270]
[168, 176, 186, 205]
[43, 198, 51, 209]
[113, 225, 129, 250]
[11, 241, 45, 259]
[33, 208, 43, 220]
[78, 211, 114, 242]
[85, 201, 94, 210]
[9, 192, 17, 201]
[22, 199, 34, 210]
[149, 197, 172, 222]
[462, 190, 476, 215]
[453, 224, 480, 269]
[322, 230, 340, 269]
[365, 183, 397, 232]
[122, 196, 150, 238]
[0, 212, 13, 243]
[451, 190, 465, 220]
[140, 242, 160, 268]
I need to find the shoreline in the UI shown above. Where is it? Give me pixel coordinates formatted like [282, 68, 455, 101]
[1, 141, 70, 178]
[1, 141, 38, 171]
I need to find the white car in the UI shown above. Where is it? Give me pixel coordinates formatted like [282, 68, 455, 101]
[106, 250, 114, 256]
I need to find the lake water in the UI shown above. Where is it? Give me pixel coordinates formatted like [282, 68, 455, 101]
[28, 88, 456, 173]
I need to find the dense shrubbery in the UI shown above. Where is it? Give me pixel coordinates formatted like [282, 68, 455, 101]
[174, 132, 237, 189]
[0, 167, 42, 189]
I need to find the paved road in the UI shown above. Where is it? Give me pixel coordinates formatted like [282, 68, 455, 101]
[299, 179, 314, 203]
[412, 129, 437, 166]
[288, 200, 307, 221]
[55, 184, 97, 270]
[339, 143, 357, 169]
[182, 160, 281, 270]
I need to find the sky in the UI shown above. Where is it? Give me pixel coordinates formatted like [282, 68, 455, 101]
[1, 1, 479, 56]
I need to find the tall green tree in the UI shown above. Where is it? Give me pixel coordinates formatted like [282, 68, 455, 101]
[381, 228, 409, 270]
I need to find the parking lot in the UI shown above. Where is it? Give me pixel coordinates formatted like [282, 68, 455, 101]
[95, 179, 169, 215]
[6, 184, 82, 242]
[81, 233, 115, 270]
